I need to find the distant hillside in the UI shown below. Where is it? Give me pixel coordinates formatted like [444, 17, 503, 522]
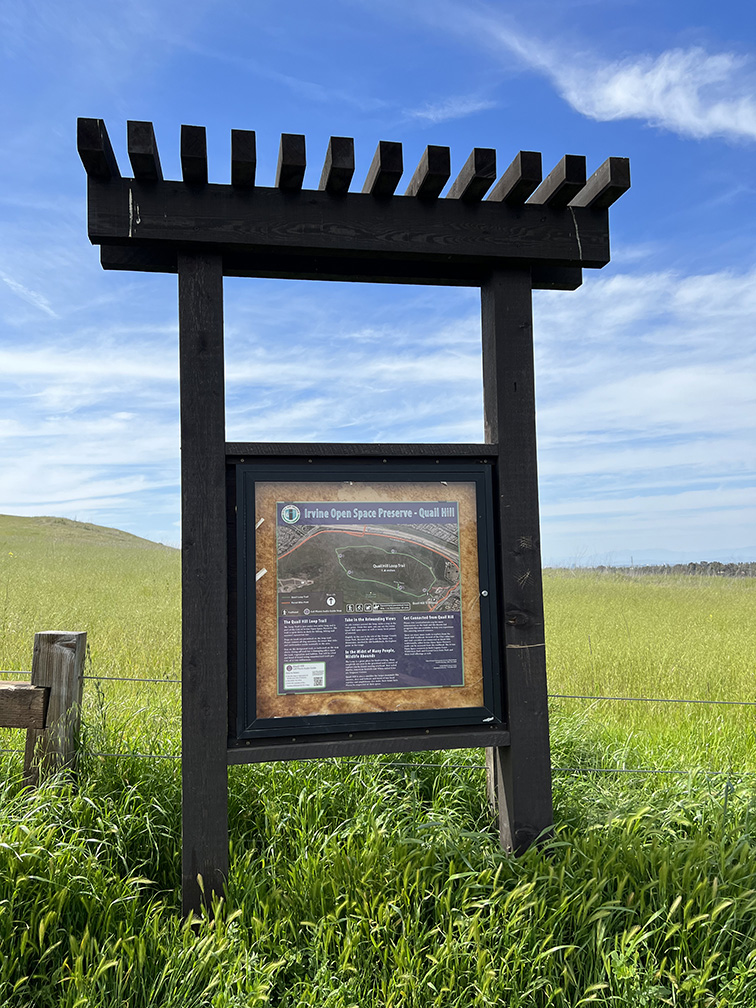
[0, 514, 177, 552]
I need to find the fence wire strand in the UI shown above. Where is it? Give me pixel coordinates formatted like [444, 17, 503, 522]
[83, 676, 182, 684]
[2, 746, 755, 778]
[551, 693, 756, 707]
[9, 671, 754, 704]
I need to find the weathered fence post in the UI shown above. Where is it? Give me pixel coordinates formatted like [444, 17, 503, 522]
[23, 631, 86, 785]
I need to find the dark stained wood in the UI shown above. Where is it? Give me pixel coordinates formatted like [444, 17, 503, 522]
[231, 129, 256, 187]
[181, 125, 208, 185]
[77, 118, 121, 179]
[24, 631, 86, 785]
[99, 243, 583, 290]
[404, 145, 451, 198]
[481, 269, 553, 853]
[225, 442, 494, 458]
[319, 136, 355, 194]
[179, 253, 229, 915]
[446, 148, 496, 201]
[86, 179, 611, 268]
[228, 726, 510, 764]
[362, 141, 403, 196]
[528, 155, 586, 208]
[532, 264, 582, 291]
[276, 133, 306, 190]
[569, 156, 631, 208]
[0, 683, 49, 730]
[127, 121, 163, 181]
[487, 151, 542, 204]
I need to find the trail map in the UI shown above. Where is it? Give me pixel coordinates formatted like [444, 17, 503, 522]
[275, 500, 464, 695]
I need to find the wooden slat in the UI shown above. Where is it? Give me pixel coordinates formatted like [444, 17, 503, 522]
[487, 151, 542, 204]
[225, 442, 495, 458]
[404, 145, 451, 198]
[319, 136, 355, 194]
[362, 141, 403, 196]
[87, 180, 610, 268]
[446, 148, 496, 201]
[228, 726, 510, 764]
[179, 253, 229, 916]
[481, 270, 553, 853]
[127, 121, 163, 181]
[231, 129, 256, 187]
[77, 118, 120, 179]
[99, 243, 584, 290]
[527, 155, 586, 208]
[181, 125, 208, 185]
[0, 683, 48, 730]
[24, 632, 86, 784]
[276, 133, 306, 190]
[569, 156, 630, 208]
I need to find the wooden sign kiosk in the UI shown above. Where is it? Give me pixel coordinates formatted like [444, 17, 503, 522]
[78, 119, 629, 914]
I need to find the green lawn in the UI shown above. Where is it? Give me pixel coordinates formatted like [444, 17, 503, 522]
[1, 514, 755, 1006]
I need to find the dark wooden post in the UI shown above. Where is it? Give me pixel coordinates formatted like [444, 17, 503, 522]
[481, 268, 553, 852]
[179, 253, 229, 914]
[23, 631, 86, 785]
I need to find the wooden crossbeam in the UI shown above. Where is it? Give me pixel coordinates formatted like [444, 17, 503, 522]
[99, 245, 582, 290]
[0, 683, 49, 730]
[447, 148, 496, 201]
[404, 145, 451, 198]
[528, 155, 586, 208]
[362, 141, 403, 196]
[319, 136, 355, 194]
[181, 125, 208, 185]
[569, 156, 630, 208]
[487, 151, 542, 204]
[231, 129, 256, 187]
[127, 121, 162, 181]
[87, 179, 610, 267]
[276, 134, 306, 190]
[78, 118, 120, 180]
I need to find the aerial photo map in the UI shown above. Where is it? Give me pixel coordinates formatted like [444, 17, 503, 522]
[275, 500, 464, 696]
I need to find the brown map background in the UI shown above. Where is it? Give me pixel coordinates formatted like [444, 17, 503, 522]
[254, 480, 485, 719]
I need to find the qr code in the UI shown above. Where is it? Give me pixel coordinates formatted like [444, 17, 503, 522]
[313, 675, 324, 687]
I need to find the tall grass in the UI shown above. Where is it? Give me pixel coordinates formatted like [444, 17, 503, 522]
[1, 515, 756, 1004]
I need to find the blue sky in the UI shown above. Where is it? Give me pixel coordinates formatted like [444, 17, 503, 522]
[1, 0, 754, 564]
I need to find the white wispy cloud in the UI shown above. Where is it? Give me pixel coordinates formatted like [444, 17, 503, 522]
[556, 47, 756, 142]
[2, 276, 58, 317]
[418, 1, 756, 141]
[404, 95, 497, 124]
[529, 263, 755, 557]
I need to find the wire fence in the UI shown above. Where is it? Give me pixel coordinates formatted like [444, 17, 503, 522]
[2, 672, 754, 776]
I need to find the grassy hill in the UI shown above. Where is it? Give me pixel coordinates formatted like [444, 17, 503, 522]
[0, 513, 176, 553]
[0, 513, 180, 682]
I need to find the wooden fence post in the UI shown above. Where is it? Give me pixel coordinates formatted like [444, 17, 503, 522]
[23, 631, 86, 785]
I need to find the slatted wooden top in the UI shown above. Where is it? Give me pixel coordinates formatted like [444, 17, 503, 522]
[78, 119, 629, 290]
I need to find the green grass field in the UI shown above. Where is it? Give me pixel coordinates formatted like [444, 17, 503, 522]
[1, 514, 755, 1006]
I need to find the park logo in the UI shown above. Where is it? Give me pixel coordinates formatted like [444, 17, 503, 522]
[280, 504, 301, 524]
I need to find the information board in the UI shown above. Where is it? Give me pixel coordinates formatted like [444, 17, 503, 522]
[275, 498, 464, 696]
[237, 464, 499, 734]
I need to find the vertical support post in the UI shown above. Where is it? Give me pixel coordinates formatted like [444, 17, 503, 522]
[179, 253, 229, 915]
[24, 631, 86, 785]
[481, 268, 553, 852]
